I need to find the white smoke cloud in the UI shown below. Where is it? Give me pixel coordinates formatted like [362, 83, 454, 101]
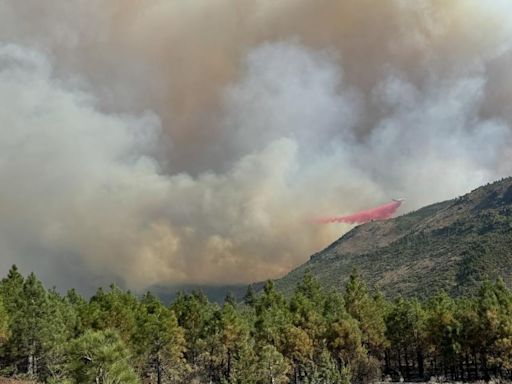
[0, 44, 165, 289]
[363, 74, 512, 205]
[223, 41, 360, 155]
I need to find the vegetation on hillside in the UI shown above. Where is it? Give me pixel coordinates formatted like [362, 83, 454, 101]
[2, 266, 512, 383]
[277, 177, 512, 298]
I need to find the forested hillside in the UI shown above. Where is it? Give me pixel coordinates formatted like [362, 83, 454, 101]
[2, 267, 512, 383]
[277, 177, 512, 297]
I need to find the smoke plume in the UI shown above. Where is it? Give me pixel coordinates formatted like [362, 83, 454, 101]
[1, 1, 512, 293]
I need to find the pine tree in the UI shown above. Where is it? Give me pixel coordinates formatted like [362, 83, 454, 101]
[66, 329, 139, 384]
[456, 297, 479, 380]
[0, 265, 24, 315]
[205, 301, 253, 383]
[290, 273, 327, 344]
[288, 273, 328, 380]
[282, 325, 314, 382]
[385, 298, 427, 379]
[254, 281, 290, 348]
[84, 285, 139, 344]
[344, 270, 387, 358]
[0, 295, 9, 344]
[426, 291, 461, 380]
[133, 292, 187, 384]
[66, 288, 88, 337]
[256, 345, 290, 384]
[43, 289, 78, 382]
[326, 315, 366, 382]
[9, 273, 51, 376]
[170, 290, 215, 380]
[474, 279, 512, 377]
[224, 291, 236, 307]
[1, 269, 74, 380]
[306, 348, 348, 384]
[243, 285, 257, 307]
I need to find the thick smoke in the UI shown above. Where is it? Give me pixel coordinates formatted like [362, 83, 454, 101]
[1, 1, 512, 292]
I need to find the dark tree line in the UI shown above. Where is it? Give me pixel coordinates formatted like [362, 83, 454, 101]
[0, 265, 512, 383]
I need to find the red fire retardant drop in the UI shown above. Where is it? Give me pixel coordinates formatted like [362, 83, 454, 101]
[316, 200, 403, 224]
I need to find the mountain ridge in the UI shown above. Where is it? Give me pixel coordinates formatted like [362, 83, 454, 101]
[276, 177, 512, 297]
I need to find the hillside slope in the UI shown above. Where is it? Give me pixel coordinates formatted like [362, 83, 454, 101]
[276, 177, 512, 297]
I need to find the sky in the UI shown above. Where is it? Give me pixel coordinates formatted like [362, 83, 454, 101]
[1, 0, 512, 293]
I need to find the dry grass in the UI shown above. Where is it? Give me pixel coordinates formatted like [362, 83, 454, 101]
[0, 378, 36, 384]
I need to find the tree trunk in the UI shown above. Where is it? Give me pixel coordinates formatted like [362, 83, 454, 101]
[397, 348, 402, 377]
[473, 351, 479, 379]
[227, 350, 232, 382]
[269, 361, 276, 384]
[417, 348, 424, 379]
[482, 355, 490, 381]
[465, 353, 470, 381]
[27, 354, 34, 376]
[156, 359, 162, 384]
[404, 347, 410, 379]
[96, 367, 103, 384]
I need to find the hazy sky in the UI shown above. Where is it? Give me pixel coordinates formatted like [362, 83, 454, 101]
[1, 1, 512, 293]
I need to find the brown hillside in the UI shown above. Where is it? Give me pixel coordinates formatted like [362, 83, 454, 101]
[276, 177, 512, 298]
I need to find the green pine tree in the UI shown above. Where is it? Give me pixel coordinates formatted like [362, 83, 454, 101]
[0, 295, 9, 344]
[84, 285, 139, 345]
[0, 265, 24, 315]
[4, 272, 71, 379]
[132, 292, 188, 384]
[344, 270, 388, 357]
[66, 329, 139, 384]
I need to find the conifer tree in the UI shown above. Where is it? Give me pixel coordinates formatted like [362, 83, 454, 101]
[0, 265, 24, 315]
[43, 289, 78, 381]
[0, 296, 9, 345]
[385, 298, 427, 379]
[133, 292, 187, 384]
[6, 273, 64, 377]
[254, 281, 290, 348]
[288, 273, 328, 380]
[426, 291, 461, 379]
[326, 315, 366, 381]
[84, 285, 139, 344]
[282, 325, 314, 382]
[171, 290, 215, 380]
[456, 297, 479, 380]
[290, 273, 327, 345]
[66, 329, 139, 384]
[256, 344, 290, 384]
[474, 279, 512, 377]
[204, 301, 253, 383]
[243, 284, 257, 307]
[65, 288, 88, 337]
[307, 348, 348, 384]
[344, 270, 387, 357]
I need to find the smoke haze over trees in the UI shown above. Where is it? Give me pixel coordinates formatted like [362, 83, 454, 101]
[1, 1, 512, 291]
